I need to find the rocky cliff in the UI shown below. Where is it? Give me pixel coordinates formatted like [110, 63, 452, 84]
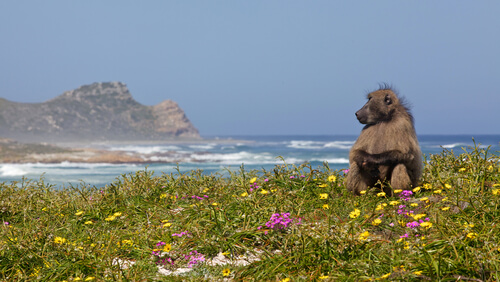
[0, 82, 200, 142]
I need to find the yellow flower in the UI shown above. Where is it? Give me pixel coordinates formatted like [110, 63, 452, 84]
[212, 202, 218, 206]
[322, 204, 329, 210]
[249, 177, 257, 184]
[419, 197, 429, 202]
[424, 183, 432, 189]
[433, 189, 442, 194]
[459, 167, 466, 172]
[393, 189, 402, 194]
[441, 197, 449, 202]
[441, 207, 450, 211]
[260, 189, 269, 195]
[85, 277, 95, 281]
[372, 218, 382, 226]
[319, 276, 329, 280]
[74, 278, 81, 281]
[241, 192, 248, 197]
[319, 193, 328, 199]
[163, 243, 172, 252]
[375, 203, 387, 211]
[105, 216, 116, 221]
[466, 232, 478, 239]
[84, 221, 93, 225]
[492, 189, 500, 195]
[413, 186, 421, 192]
[222, 268, 231, 277]
[113, 212, 122, 217]
[488, 165, 493, 171]
[389, 200, 400, 206]
[203, 188, 209, 193]
[328, 175, 337, 182]
[160, 193, 167, 199]
[379, 272, 391, 279]
[279, 278, 290, 282]
[414, 271, 423, 275]
[318, 183, 328, 188]
[163, 222, 172, 228]
[42, 207, 48, 211]
[349, 209, 361, 219]
[360, 190, 367, 195]
[358, 231, 370, 241]
[413, 214, 426, 220]
[410, 203, 418, 207]
[420, 222, 432, 229]
[54, 236, 67, 244]
[444, 184, 452, 189]
[75, 211, 84, 216]
[377, 192, 386, 197]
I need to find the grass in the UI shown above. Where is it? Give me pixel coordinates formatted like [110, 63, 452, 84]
[1, 144, 499, 281]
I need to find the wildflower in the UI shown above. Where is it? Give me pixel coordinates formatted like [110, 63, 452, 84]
[343, 169, 349, 174]
[113, 212, 122, 217]
[85, 277, 95, 281]
[413, 186, 421, 192]
[375, 203, 387, 211]
[393, 189, 402, 194]
[222, 268, 231, 277]
[319, 276, 329, 280]
[492, 189, 500, 195]
[75, 211, 84, 216]
[379, 273, 391, 279]
[163, 222, 172, 228]
[444, 184, 452, 189]
[419, 197, 429, 202]
[280, 278, 290, 282]
[360, 190, 367, 195]
[203, 188, 209, 193]
[423, 183, 432, 189]
[410, 203, 418, 207]
[322, 204, 329, 210]
[433, 189, 442, 194]
[441, 207, 450, 211]
[318, 183, 328, 188]
[54, 236, 67, 244]
[260, 189, 269, 195]
[349, 209, 361, 219]
[241, 192, 248, 197]
[413, 214, 426, 220]
[406, 221, 420, 228]
[328, 175, 337, 182]
[441, 197, 449, 202]
[420, 222, 432, 229]
[84, 221, 93, 225]
[212, 202, 218, 206]
[162, 243, 172, 252]
[319, 193, 328, 199]
[358, 231, 369, 241]
[389, 200, 400, 206]
[488, 165, 493, 171]
[459, 167, 466, 172]
[466, 232, 478, 239]
[249, 177, 257, 184]
[414, 271, 423, 275]
[377, 192, 386, 197]
[160, 193, 167, 199]
[105, 216, 116, 221]
[372, 218, 382, 226]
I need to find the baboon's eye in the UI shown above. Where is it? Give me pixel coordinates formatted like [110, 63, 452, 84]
[384, 95, 392, 105]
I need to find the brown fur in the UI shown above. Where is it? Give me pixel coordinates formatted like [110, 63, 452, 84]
[346, 85, 422, 195]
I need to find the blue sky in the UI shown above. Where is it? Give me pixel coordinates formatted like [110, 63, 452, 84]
[1, 1, 499, 136]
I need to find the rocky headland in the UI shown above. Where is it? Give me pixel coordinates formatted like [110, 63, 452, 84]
[0, 82, 200, 143]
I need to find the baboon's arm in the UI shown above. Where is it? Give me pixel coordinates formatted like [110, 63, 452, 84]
[352, 149, 413, 167]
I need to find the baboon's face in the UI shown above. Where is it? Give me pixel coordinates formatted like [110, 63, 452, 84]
[355, 90, 398, 125]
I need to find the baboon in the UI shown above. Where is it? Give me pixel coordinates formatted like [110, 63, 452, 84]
[346, 85, 422, 195]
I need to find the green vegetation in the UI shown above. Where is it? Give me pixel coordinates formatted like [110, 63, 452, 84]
[1, 144, 499, 281]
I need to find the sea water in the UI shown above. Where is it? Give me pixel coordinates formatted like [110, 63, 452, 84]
[1, 135, 499, 188]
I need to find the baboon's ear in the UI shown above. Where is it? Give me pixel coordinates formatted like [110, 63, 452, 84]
[384, 95, 392, 105]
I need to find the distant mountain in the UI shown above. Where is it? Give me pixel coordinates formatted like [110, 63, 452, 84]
[0, 82, 200, 142]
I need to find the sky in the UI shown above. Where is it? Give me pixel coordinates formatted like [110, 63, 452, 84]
[1, 1, 499, 137]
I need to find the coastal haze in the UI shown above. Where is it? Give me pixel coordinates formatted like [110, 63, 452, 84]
[1, 2, 500, 186]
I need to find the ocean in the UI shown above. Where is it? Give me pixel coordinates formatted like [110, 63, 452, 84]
[1, 135, 499, 188]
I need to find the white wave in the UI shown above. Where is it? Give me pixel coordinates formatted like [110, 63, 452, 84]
[188, 144, 216, 150]
[314, 158, 350, 164]
[434, 143, 469, 149]
[189, 151, 276, 164]
[0, 165, 27, 177]
[108, 145, 181, 154]
[324, 141, 355, 150]
[287, 140, 325, 150]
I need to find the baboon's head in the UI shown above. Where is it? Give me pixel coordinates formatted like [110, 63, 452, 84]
[355, 88, 400, 125]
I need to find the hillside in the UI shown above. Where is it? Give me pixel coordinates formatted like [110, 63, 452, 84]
[0, 82, 200, 142]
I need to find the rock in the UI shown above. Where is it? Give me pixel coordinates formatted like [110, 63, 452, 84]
[0, 82, 200, 142]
